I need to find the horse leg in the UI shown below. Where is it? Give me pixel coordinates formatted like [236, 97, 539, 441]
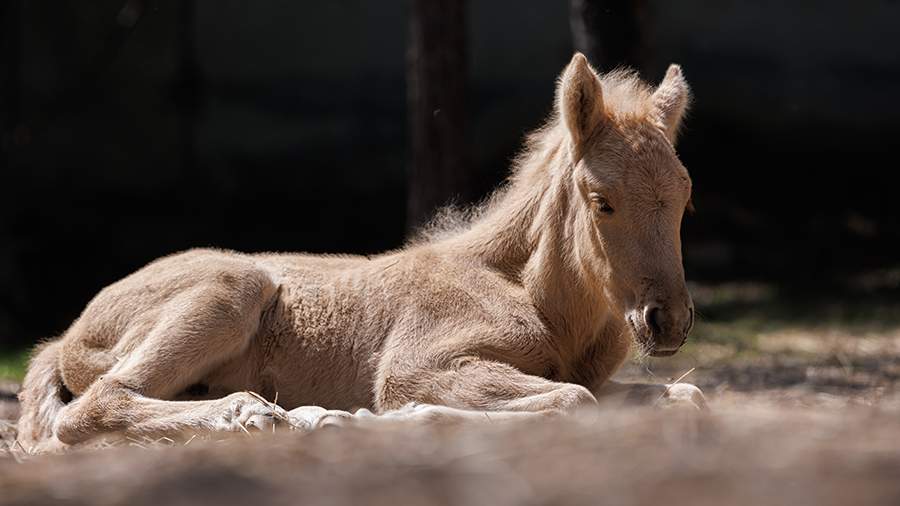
[594, 380, 708, 410]
[286, 402, 550, 429]
[286, 379, 707, 430]
[53, 286, 287, 445]
[360, 357, 597, 422]
[283, 358, 594, 429]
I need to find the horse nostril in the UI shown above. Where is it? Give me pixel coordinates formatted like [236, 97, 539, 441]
[686, 306, 695, 334]
[644, 305, 662, 337]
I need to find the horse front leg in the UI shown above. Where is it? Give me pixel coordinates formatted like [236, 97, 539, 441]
[593, 380, 708, 410]
[284, 355, 599, 429]
[374, 356, 599, 418]
[579, 337, 708, 410]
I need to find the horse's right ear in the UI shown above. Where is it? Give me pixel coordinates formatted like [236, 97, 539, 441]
[557, 53, 606, 161]
[652, 64, 691, 144]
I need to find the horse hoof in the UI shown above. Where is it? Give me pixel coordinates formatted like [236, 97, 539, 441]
[657, 383, 708, 411]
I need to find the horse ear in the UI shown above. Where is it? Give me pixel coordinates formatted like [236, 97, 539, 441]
[557, 53, 606, 161]
[652, 64, 691, 144]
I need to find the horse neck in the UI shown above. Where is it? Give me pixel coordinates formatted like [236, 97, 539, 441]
[449, 139, 611, 345]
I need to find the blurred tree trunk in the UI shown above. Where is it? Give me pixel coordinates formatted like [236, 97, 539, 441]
[570, 0, 649, 73]
[406, 0, 468, 233]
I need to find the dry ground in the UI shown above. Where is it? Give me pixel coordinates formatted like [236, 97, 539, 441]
[2, 280, 900, 506]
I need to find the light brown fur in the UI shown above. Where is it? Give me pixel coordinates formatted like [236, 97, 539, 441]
[17, 54, 705, 452]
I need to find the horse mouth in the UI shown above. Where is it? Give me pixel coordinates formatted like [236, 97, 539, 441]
[627, 313, 675, 357]
[625, 313, 685, 358]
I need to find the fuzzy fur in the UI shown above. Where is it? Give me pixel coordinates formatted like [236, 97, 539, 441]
[17, 53, 703, 452]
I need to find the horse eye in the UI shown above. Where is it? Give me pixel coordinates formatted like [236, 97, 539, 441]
[590, 194, 614, 215]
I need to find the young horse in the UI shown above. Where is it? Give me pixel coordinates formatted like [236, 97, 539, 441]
[17, 53, 704, 451]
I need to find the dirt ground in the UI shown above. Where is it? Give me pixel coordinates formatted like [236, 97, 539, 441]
[2, 282, 900, 506]
[1, 405, 899, 506]
[2, 345, 900, 506]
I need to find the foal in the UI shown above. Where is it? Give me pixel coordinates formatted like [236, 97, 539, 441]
[18, 53, 704, 451]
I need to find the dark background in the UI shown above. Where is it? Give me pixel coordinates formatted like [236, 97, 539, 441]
[1, 1, 899, 349]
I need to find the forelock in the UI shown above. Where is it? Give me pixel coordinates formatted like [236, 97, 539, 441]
[597, 69, 655, 121]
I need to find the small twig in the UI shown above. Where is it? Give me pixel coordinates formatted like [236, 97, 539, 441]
[643, 362, 659, 381]
[8, 442, 24, 464]
[834, 350, 853, 377]
[244, 390, 308, 431]
[126, 436, 148, 449]
[13, 438, 30, 457]
[183, 434, 198, 446]
[153, 436, 175, 446]
[245, 391, 290, 423]
[657, 367, 696, 402]
[272, 392, 279, 433]
[235, 421, 252, 437]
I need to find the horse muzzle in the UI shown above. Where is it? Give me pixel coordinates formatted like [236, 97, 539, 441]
[627, 303, 693, 357]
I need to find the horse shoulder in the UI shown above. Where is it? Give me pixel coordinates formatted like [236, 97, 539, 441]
[382, 250, 558, 377]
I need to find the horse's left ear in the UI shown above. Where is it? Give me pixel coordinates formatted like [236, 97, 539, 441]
[557, 53, 606, 161]
[652, 64, 691, 144]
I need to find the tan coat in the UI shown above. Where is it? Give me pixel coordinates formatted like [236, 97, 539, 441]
[17, 54, 705, 452]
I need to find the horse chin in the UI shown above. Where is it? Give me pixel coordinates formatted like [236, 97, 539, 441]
[625, 314, 684, 358]
[626, 318, 653, 355]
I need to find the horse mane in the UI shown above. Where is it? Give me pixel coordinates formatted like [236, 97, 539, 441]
[410, 68, 655, 245]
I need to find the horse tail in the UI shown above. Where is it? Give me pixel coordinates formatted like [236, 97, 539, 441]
[16, 339, 71, 452]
